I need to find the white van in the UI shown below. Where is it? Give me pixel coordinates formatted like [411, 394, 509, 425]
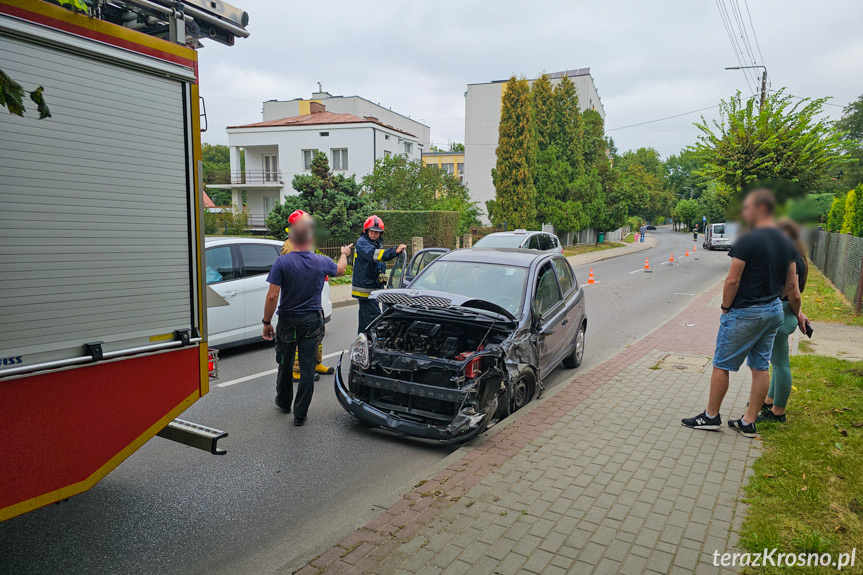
[703, 222, 737, 250]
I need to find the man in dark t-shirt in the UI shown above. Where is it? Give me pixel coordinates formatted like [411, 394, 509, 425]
[262, 211, 353, 425]
[682, 189, 802, 438]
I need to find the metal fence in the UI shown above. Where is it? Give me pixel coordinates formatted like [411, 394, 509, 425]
[805, 229, 863, 313]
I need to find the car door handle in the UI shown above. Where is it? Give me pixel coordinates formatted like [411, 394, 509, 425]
[223, 290, 238, 297]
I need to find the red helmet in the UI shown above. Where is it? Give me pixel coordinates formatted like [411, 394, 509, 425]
[363, 215, 384, 233]
[287, 209, 308, 225]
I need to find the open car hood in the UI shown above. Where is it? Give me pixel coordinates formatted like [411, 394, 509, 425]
[371, 289, 517, 322]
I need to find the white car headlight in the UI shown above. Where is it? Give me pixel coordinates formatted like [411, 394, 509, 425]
[350, 333, 370, 369]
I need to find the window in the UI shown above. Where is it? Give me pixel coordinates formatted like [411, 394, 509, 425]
[526, 235, 540, 250]
[332, 148, 349, 170]
[441, 162, 454, 175]
[384, 150, 392, 158]
[457, 162, 464, 175]
[302, 149, 318, 170]
[263, 154, 279, 182]
[205, 246, 237, 284]
[238, 244, 280, 278]
[409, 250, 445, 279]
[534, 264, 562, 316]
[551, 258, 575, 294]
[319, 131, 329, 137]
[404, 142, 413, 154]
[538, 234, 555, 251]
[384, 134, 390, 140]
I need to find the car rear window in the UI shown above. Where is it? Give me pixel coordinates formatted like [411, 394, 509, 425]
[538, 234, 555, 250]
[473, 235, 524, 248]
[713, 224, 725, 235]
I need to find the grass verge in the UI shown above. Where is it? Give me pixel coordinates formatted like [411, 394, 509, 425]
[803, 266, 863, 327]
[738, 355, 863, 574]
[563, 242, 621, 257]
[623, 233, 635, 244]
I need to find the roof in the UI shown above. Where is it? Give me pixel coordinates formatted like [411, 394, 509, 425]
[438, 248, 551, 267]
[263, 94, 430, 129]
[422, 151, 465, 157]
[202, 191, 216, 209]
[467, 68, 593, 86]
[229, 111, 418, 138]
[204, 237, 282, 247]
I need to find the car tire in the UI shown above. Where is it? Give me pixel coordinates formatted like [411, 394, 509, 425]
[510, 372, 535, 413]
[562, 323, 586, 369]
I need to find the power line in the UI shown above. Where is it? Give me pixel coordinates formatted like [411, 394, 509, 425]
[743, 0, 767, 69]
[715, 0, 756, 93]
[607, 105, 720, 131]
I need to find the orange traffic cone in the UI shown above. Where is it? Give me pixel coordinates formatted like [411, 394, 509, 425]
[685, 249, 690, 257]
[669, 252, 675, 263]
[693, 244, 697, 252]
[587, 268, 595, 284]
[644, 258, 652, 273]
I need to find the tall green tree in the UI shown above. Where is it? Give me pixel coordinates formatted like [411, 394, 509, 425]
[362, 155, 481, 234]
[673, 198, 700, 231]
[581, 109, 606, 169]
[530, 75, 555, 151]
[552, 76, 584, 177]
[266, 152, 367, 243]
[692, 89, 855, 196]
[491, 77, 536, 229]
[664, 149, 708, 200]
[820, 94, 863, 194]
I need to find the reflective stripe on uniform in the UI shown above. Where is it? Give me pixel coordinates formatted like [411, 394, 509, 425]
[374, 249, 385, 261]
[351, 286, 374, 298]
[351, 290, 371, 298]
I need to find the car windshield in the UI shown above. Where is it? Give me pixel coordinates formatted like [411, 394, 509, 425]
[409, 261, 527, 316]
[473, 234, 525, 248]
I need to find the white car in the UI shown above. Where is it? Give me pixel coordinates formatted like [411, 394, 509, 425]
[473, 230, 564, 254]
[205, 237, 332, 347]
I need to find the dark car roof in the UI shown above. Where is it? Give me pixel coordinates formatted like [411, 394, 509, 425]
[436, 248, 552, 268]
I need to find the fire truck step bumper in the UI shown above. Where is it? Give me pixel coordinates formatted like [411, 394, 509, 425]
[156, 419, 228, 455]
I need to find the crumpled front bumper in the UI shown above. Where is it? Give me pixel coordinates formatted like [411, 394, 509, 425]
[334, 354, 493, 444]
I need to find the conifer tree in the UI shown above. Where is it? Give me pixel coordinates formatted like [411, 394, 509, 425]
[491, 76, 537, 229]
[531, 74, 554, 151]
[552, 76, 584, 176]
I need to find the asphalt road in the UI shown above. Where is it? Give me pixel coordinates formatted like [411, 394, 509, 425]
[0, 227, 730, 575]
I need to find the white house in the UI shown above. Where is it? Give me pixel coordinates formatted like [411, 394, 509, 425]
[464, 68, 605, 223]
[212, 101, 421, 228]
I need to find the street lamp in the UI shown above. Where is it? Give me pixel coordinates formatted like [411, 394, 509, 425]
[725, 65, 768, 110]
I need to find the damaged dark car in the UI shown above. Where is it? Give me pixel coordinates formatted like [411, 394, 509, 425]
[335, 248, 587, 443]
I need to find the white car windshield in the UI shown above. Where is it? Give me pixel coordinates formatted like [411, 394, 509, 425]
[473, 235, 525, 248]
[409, 261, 527, 316]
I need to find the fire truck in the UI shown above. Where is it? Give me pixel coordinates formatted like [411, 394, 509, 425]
[0, 0, 248, 521]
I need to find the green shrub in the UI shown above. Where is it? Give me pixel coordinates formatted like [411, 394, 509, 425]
[787, 192, 836, 223]
[827, 195, 845, 231]
[626, 216, 643, 233]
[265, 196, 306, 240]
[378, 211, 460, 249]
[204, 207, 249, 235]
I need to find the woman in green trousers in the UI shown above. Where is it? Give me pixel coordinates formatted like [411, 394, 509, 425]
[759, 218, 810, 423]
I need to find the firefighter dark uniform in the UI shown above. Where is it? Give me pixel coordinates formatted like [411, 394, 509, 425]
[352, 216, 399, 333]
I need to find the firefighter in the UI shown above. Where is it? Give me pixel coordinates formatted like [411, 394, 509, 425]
[281, 210, 331, 379]
[352, 215, 406, 333]
[263, 211, 352, 425]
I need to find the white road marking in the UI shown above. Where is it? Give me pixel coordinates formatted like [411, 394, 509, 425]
[215, 349, 348, 388]
[216, 369, 277, 388]
[674, 293, 695, 296]
[629, 269, 644, 274]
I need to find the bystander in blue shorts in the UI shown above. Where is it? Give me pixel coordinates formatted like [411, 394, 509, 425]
[713, 299, 784, 372]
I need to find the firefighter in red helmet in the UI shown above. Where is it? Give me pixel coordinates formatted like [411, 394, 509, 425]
[351, 215, 406, 332]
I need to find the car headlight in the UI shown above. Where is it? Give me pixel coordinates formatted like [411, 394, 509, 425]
[350, 333, 370, 369]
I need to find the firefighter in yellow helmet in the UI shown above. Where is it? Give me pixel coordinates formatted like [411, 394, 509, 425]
[282, 210, 333, 379]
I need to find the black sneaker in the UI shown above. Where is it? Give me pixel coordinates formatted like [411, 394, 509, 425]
[728, 418, 757, 438]
[756, 410, 786, 423]
[293, 417, 306, 426]
[682, 411, 722, 431]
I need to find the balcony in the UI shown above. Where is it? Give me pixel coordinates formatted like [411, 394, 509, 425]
[206, 170, 283, 187]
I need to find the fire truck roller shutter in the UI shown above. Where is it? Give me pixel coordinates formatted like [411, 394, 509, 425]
[0, 26, 200, 374]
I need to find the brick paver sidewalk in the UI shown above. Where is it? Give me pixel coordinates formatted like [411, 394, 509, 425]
[296, 285, 758, 575]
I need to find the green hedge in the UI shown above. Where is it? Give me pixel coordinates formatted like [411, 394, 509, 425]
[379, 211, 459, 249]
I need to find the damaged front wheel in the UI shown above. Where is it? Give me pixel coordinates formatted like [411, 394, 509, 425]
[510, 372, 535, 413]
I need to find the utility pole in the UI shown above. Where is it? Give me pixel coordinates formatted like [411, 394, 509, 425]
[725, 65, 768, 110]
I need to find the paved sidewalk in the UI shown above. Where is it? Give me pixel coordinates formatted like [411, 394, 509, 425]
[330, 233, 660, 308]
[294, 285, 760, 575]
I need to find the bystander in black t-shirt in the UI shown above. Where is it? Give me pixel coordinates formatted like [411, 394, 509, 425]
[727, 227, 796, 308]
[781, 253, 806, 302]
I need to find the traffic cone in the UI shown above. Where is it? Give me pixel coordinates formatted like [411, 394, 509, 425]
[669, 252, 675, 263]
[644, 257, 652, 273]
[692, 244, 697, 252]
[685, 249, 690, 257]
[587, 268, 595, 284]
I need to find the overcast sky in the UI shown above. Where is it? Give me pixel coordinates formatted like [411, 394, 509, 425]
[198, 0, 862, 159]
